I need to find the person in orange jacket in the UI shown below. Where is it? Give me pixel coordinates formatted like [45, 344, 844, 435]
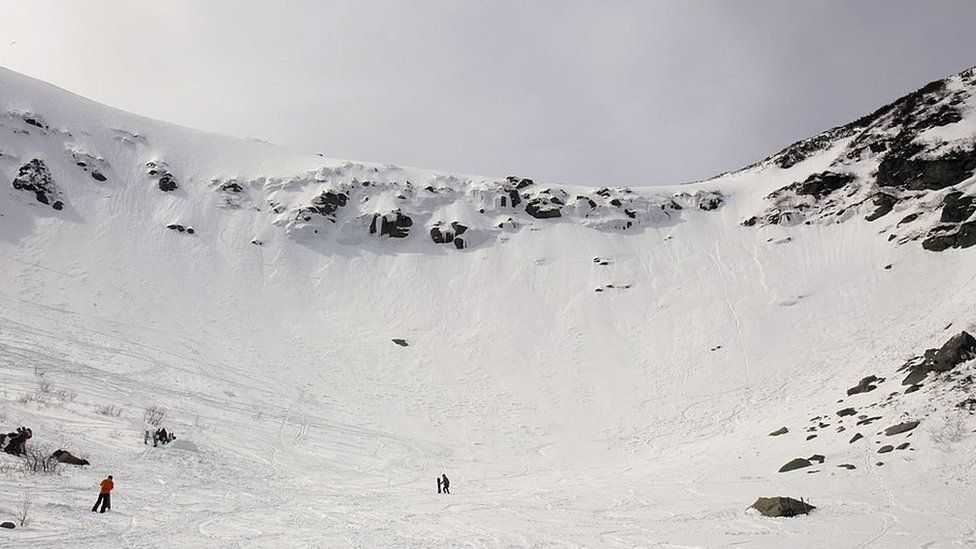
[91, 475, 114, 513]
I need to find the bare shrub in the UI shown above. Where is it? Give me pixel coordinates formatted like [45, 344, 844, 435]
[22, 444, 60, 475]
[16, 493, 33, 527]
[144, 405, 166, 427]
[52, 388, 76, 404]
[94, 404, 124, 417]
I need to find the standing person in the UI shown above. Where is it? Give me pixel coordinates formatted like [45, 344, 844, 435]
[91, 475, 114, 513]
[441, 474, 450, 495]
[437, 477, 442, 494]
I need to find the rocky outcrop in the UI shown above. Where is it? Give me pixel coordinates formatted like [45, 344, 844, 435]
[429, 221, 468, 249]
[922, 221, 976, 251]
[12, 159, 63, 210]
[750, 497, 815, 517]
[940, 192, 976, 223]
[744, 68, 976, 252]
[901, 331, 976, 385]
[147, 161, 178, 192]
[298, 190, 348, 223]
[369, 210, 413, 238]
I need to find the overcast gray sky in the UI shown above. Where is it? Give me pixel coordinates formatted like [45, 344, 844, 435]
[1, 1, 974, 186]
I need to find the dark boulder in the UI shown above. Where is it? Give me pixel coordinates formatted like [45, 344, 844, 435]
[52, 449, 89, 466]
[768, 426, 788, 437]
[430, 222, 468, 245]
[778, 458, 812, 473]
[525, 198, 562, 219]
[878, 445, 894, 454]
[837, 407, 857, 417]
[11, 159, 63, 210]
[749, 497, 815, 517]
[902, 331, 976, 384]
[0, 522, 14, 529]
[392, 339, 409, 347]
[147, 161, 179, 192]
[884, 421, 919, 436]
[847, 375, 882, 396]
[808, 454, 825, 464]
[940, 192, 976, 223]
[166, 224, 194, 235]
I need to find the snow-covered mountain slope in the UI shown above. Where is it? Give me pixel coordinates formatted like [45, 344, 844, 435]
[0, 63, 975, 548]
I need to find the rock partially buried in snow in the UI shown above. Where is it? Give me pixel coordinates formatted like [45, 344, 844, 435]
[884, 421, 919, 436]
[847, 375, 882, 396]
[878, 445, 894, 454]
[392, 339, 409, 347]
[749, 497, 815, 517]
[0, 521, 14, 529]
[768, 426, 788, 436]
[778, 458, 812, 473]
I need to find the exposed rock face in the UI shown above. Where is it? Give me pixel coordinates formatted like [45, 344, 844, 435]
[922, 221, 976, 251]
[865, 192, 898, 221]
[12, 159, 63, 210]
[795, 171, 856, 198]
[901, 331, 976, 385]
[744, 68, 976, 251]
[940, 192, 976, 223]
[750, 497, 815, 517]
[369, 210, 413, 238]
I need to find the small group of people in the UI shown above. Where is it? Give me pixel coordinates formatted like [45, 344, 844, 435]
[0, 426, 33, 456]
[436, 474, 451, 494]
[144, 427, 176, 447]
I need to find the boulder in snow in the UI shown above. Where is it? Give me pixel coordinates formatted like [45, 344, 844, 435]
[749, 497, 815, 517]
